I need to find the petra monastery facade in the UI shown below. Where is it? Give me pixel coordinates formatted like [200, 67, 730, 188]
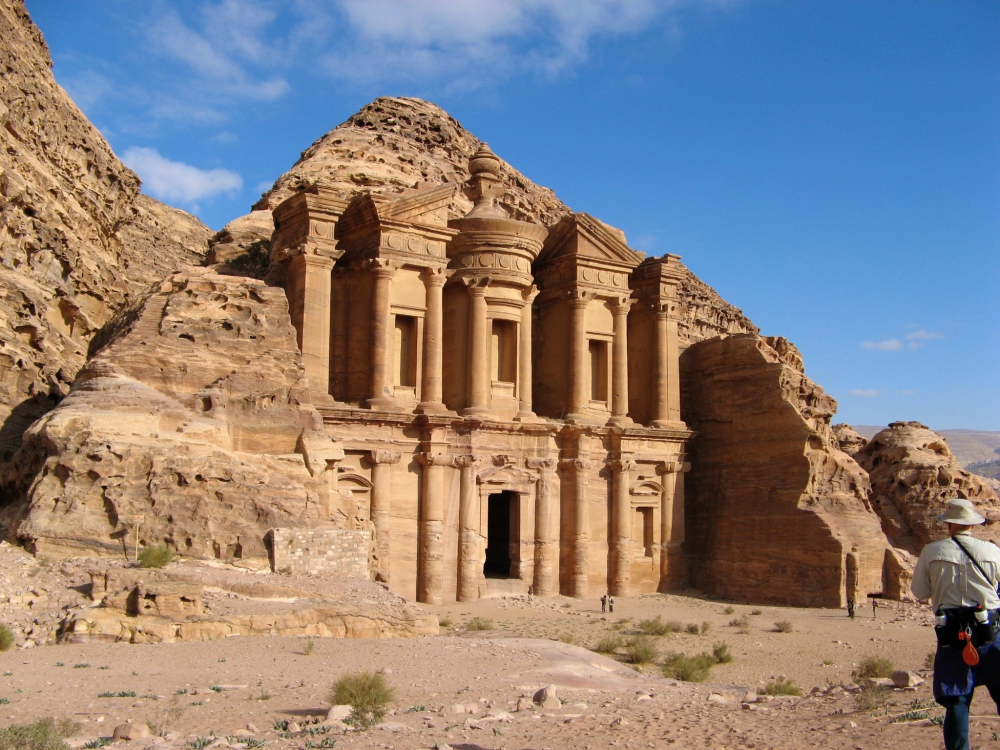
[269, 146, 691, 604]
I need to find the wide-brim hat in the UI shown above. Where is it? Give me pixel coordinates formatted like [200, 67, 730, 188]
[937, 498, 986, 525]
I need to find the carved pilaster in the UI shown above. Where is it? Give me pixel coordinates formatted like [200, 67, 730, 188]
[608, 457, 636, 597]
[368, 450, 401, 584]
[527, 457, 558, 597]
[454, 454, 482, 602]
[417, 451, 454, 604]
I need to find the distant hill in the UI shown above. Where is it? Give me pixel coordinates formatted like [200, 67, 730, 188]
[853, 426, 1000, 468]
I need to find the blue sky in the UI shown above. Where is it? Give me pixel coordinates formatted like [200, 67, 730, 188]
[27, 0, 1000, 431]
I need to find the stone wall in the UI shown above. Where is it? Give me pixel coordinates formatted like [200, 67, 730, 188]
[271, 529, 372, 578]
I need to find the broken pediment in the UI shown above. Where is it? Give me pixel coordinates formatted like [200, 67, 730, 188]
[338, 183, 456, 241]
[535, 213, 645, 269]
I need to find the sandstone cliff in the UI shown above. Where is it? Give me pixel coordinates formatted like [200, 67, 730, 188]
[853, 421, 1000, 554]
[216, 96, 756, 346]
[0, 268, 344, 562]
[680, 335, 904, 606]
[0, 0, 210, 462]
[832, 423, 868, 457]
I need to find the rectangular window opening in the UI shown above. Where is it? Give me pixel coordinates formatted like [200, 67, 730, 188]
[394, 315, 417, 387]
[589, 339, 609, 402]
[491, 319, 517, 384]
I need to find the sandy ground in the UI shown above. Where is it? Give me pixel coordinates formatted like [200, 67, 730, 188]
[5, 546, 1000, 749]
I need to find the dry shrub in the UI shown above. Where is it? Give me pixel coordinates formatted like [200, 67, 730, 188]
[465, 617, 493, 631]
[712, 641, 733, 664]
[723, 606, 735, 615]
[853, 656, 894, 679]
[557, 632, 575, 644]
[438, 616, 452, 629]
[625, 636, 658, 664]
[700, 621, 711, 635]
[728, 615, 750, 629]
[638, 616, 672, 636]
[0, 717, 79, 750]
[138, 544, 174, 569]
[0, 624, 14, 652]
[763, 677, 802, 696]
[774, 621, 793, 633]
[855, 684, 891, 713]
[662, 653, 715, 682]
[329, 672, 394, 730]
[685, 623, 701, 635]
[593, 633, 623, 654]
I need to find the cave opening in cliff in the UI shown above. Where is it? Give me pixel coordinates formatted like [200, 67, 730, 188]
[484, 491, 518, 578]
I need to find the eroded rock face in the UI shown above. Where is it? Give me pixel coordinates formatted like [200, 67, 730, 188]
[853, 421, 1000, 554]
[832, 424, 869, 457]
[0, 0, 210, 461]
[681, 335, 898, 607]
[0, 268, 342, 561]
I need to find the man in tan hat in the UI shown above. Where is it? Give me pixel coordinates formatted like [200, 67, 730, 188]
[912, 498, 1000, 750]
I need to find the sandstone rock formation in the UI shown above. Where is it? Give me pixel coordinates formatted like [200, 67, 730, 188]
[680, 335, 903, 606]
[0, 268, 345, 562]
[853, 421, 1000, 554]
[0, 0, 210, 462]
[832, 424, 868, 456]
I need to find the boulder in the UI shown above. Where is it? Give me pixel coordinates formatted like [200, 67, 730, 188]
[112, 722, 150, 740]
[327, 705, 353, 722]
[681, 335, 898, 607]
[533, 684, 560, 710]
[832, 424, 869, 456]
[891, 670, 925, 688]
[853, 422, 1000, 554]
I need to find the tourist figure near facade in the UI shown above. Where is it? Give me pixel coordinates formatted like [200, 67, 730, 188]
[601, 594, 607, 614]
[912, 498, 1000, 750]
[847, 598, 855, 620]
[608, 596, 615, 614]
[871, 599, 878, 619]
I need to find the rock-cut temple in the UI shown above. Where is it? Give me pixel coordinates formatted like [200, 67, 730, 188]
[268, 146, 691, 604]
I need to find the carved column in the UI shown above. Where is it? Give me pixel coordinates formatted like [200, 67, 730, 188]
[651, 306, 670, 426]
[455, 454, 481, 602]
[418, 451, 451, 604]
[464, 280, 491, 416]
[514, 286, 539, 421]
[368, 261, 398, 409]
[609, 457, 634, 597]
[289, 253, 335, 399]
[666, 313, 682, 423]
[369, 449, 401, 584]
[657, 460, 689, 591]
[567, 292, 591, 420]
[608, 298, 632, 426]
[561, 456, 591, 598]
[527, 457, 557, 597]
[417, 267, 447, 413]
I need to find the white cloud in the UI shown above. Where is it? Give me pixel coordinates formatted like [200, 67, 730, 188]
[60, 70, 114, 111]
[849, 389, 879, 398]
[122, 147, 243, 204]
[862, 338, 903, 351]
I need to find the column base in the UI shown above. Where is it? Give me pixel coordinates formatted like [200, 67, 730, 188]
[461, 405, 492, 418]
[366, 396, 401, 411]
[650, 419, 688, 430]
[606, 415, 634, 428]
[513, 410, 540, 422]
[415, 401, 449, 415]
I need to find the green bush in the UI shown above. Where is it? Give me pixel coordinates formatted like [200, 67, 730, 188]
[685, 623, 700, 635]
[855, 684, 891, 712]
[227, 239, 271, 280]
[0, 717, 80, 750]
[728, 615, 750, 629]
[774, 621, 793, 633]
[0, 624, 14, 652]
[625, 636, 658, 664]
[853, 656, 894, 679]
[137, 544, 174, 569]
[763, 677, 802, 696]
[712, 641, 733, 664]
[329, 672, 395, 730]
[593, 633, 623, 654]
[700, 621, 711, 635]
[465, 617, 493, 631]
[662, 653, 715, 682]
[638, 616, 672, 636]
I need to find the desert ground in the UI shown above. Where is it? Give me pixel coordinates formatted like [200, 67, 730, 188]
[5, 544, 1000, 750]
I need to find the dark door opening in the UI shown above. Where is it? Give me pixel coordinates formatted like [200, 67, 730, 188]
[484, 491, 517, 578]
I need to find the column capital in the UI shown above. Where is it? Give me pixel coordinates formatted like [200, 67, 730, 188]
[291, 252, 335, 271]
[418, 451, 454, 467]
[608, 296, 634, 316]
[366, 257, 400, 277]
[522, 285, 540, 304]
[607, 458, 636, 474]
[526, 456, 557, 472]
[559, 457, 591, 472]
[568, 289, 597, 307]
[462, 276, 491, 294]
[369, 449, 402, 465]
[453, 454, 480, 470]
[421, 266, 451, 287]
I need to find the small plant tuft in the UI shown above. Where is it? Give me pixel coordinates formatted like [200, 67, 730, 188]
[329, 671, 395, 730]
[438, 616, 452, 629]
[227, 239, 271, 279]
[924, 651, 935, 670]
[97, 690, 136, 698]
[638, 616, 672, 636]
[302, 639, 315, 656]
[73, 663, 89, 669]
[0, 624, 14, 652]
[855, 683, 891, 712]
[557, 632, 575, 644]
[662, 653, 715, 682]
[763, 677, 802, 696]
[137, 544, 174, 569]
[700, 620, 711, 635]
[751, 609, 762, 616]
[625, 636, 658, 665]
[723, 606, 735, 615]
[774, 621, 793, 633]
[853, 656, 894, 679]
[685, 623, 701, 635]
[728, 615, 750, 629]
[712, 641, 733, 664]
[465, 617, 493, 631]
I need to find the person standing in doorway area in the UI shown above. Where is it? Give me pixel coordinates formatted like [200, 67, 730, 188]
[601, 594, 607, 614]
[912, 498, 1000, 750]
[847, 599, 855, 620]
[872, 599, 878, 619]
[608, 596, 614, 614]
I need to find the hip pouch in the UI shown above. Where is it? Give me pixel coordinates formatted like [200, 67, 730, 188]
[936, 608, 1000, 649]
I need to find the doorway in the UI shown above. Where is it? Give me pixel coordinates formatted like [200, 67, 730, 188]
[484, 491, 518, 578]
